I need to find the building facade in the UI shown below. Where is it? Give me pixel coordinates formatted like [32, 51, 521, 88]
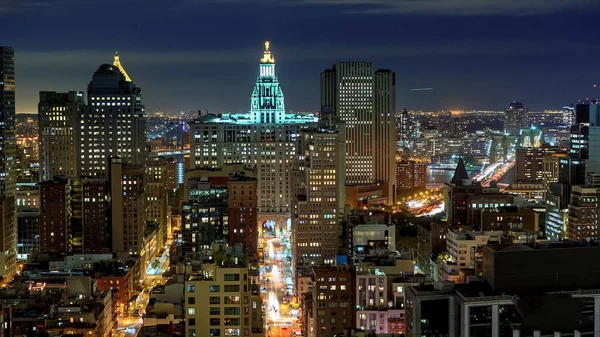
[291, 114, 346, 266]
[79, 54, 146, 178]
[38, 91, 84, 181]
[185, 265, 253, 337]
[189, 42, 316, 229]
[227, 173, 258, 255]
[0, 46, 17, 281]
[321, 62, 396, 204]
[109, 158, 146, 254]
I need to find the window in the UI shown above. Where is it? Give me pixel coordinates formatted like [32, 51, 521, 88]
[188, 307, 196, 316]
[210, 307, 221, 315]
[224, 318, 241, 326]
[210, 296, 220, 304]
[224, 274, 240, 281]
[224, 329, 240, 336]
[224, 296, 240, 304]
[188, 297, 195, 305]
[188, 329, 196, 337]
[224, 285, 240, 292]
[188, 318, 196, 326]
[187, 284, 196, 293]
[210, 329, 221, 336]
[210, 285, 221, 292]
[210, 318, 221, 325]
[224, 307, 241, 315]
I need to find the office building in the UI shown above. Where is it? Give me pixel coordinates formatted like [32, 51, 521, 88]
[321, 62, 396, 204]
[184, 264, 253, 337]
[38, 91, 84, 181]
[189, 42, 316, 231]
[79, 53, 146, 178]
[504, 101, 528, 135]
[291, 114, 345, 266]
[227, 172, 258, 255]
[0, 46, 17, 281]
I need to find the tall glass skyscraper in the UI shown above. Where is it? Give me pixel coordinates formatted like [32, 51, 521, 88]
[0, 46, 18, 281]
[321, 62, 396, 204]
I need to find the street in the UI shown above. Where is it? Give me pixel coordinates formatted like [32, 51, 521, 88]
[260, 236, 299, 337]
[115, 244, 171, 337]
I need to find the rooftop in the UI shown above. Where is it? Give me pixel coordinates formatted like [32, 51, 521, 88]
[193, 112, 317, 125]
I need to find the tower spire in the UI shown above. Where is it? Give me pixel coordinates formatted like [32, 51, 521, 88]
[260, 41, 274, 64]
[113, 51, 132, 82]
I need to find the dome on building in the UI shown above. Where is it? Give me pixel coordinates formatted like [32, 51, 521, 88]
[95, 64, 121, 74]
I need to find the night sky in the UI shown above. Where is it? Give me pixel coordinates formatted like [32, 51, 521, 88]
[4, 0, 600, 114]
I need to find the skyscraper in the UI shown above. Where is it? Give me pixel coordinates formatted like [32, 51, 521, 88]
[321, 62, 396, 204]
[250, 41, 285, 124]
[504, 101, 528, 135]
[291, 113, 345, 266]
[79, 53, 146, 178]
[38, 91, 84, 180]
[189, 42, 316, 230]
[0, 46, 17, 281]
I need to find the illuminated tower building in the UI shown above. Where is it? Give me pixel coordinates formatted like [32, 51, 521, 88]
[321, 62, 396, 205]
[291, 113, 345, 266]
[0, 46, 17, 281]
[189, 42, 317, 231]
[38, 91, 84, 180]
[504, 101, 529, 135]
[79, 53, 146, 178]
[250, 41, 285, 124]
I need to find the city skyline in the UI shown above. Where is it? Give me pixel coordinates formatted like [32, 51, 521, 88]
[4, 0, 600, 114]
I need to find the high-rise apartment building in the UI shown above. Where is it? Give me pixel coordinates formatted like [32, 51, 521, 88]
[307, 266, 355, 337]
[185, 264, 255, 337]
[227, 172, 258, 255]
[38, 91, 84, 180]
[189, 42, 316, 229]
[504, 101, 528, 135]
[16, 184, 40, 260]
[396, 160, 427, 189]
[0, 46, 17, 281]
[147, 156, 168, 249]
[321, 62, 396, 204]
[77, 178, 110, 253]
[79, 54, 146, 178]
[39, 178, 70, 252]
[542, 154, 567, 192]
[109, 158, 146, 254]
[567, 186, 598, 241]
[516, 146, 566, 182]
[291, 114, 345, 266]
[179, 180, 228, 257]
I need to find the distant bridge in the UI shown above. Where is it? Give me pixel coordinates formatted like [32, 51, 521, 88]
[147, 121, 186, 141]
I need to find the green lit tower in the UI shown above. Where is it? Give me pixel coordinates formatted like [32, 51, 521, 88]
[250, 41, 285, 124]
